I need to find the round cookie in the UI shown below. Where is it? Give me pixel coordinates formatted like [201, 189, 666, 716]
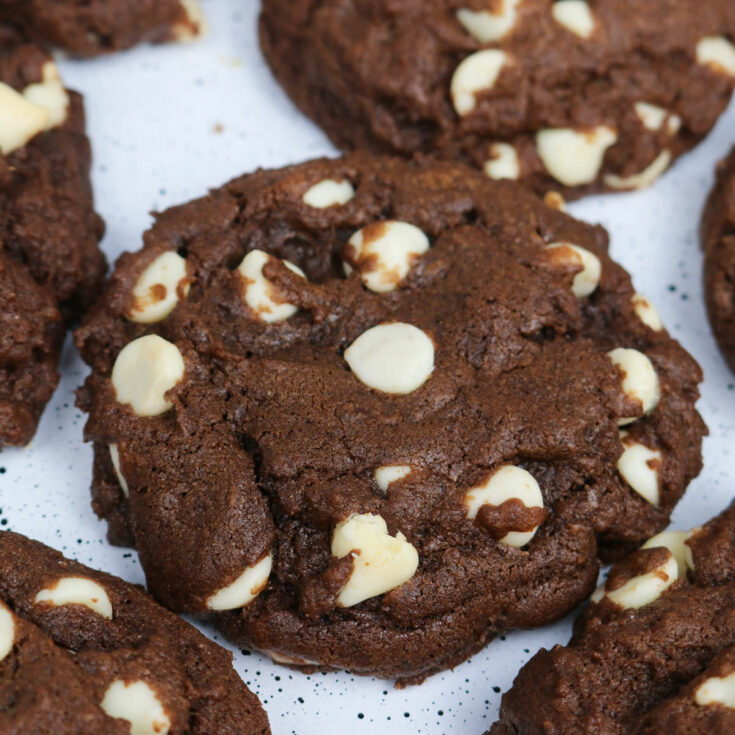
[260, 0, 735, 199]
[75, 153, 706, 683]
[702, 147, 735, 373]
[0, 0, 205, 56]
[490, 502, 735, 734]
[0, 28, 105, 446]
[0, 530, 270, 734]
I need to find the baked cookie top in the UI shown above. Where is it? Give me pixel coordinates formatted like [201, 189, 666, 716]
[76, 153, 705, 683]
[0, 0, 205, 56]
[702, 146, 735, 373]
[490, 501, 735, 734]
[0, 530, 270, 734]
[260, 0, 735, 198]
[0, 29, 105, 446]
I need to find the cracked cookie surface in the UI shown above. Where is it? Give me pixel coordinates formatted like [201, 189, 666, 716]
[76, 153, 705, 683]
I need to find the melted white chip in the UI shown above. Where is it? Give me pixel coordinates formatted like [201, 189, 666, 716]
[22, 62, 69, 129]
[206, 554, 272, 611]
[35, 577, 113, 619]
[617, 432, 662, 506]
[604, 150, 672, 191]
[543, 191, 568, 212]
[0, 602, 14, 662]
[642, 529, 697, 577]
[237, 249, 306, 323]
[634, 102, 681, 135]
[128, 251, 189, 324]
[100, 680, 171, 735]
[545, 242, 601, 298]
[174, 0, 207, 41]
[265, 650, 319, 666]
[109, 444, 130, 498]
[606, 549, 678, 609]
[464, 465, 544, 548]
[344, 323, 435, 394]
[111, 335, 185, 417]
[344, 220, 429, 293]
[631, 293, 663, 331]
[456, 0, 521, 43]
[696, 36, 735, 77]
[536, 126, 618, 187]
[608, 348, 661, 425]
[696, 672, 735, 709]
[332, 513, 419, 607]
[0, 83, 50, 155]
[551, 0, 595, 38]
[374, 465, 412, 494]
[303, 179, 355, 209]
[451, 49, 510, 116]
[484, 142, 520, 180]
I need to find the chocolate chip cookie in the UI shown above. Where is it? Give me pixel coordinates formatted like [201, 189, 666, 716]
[490, 501, 735, 734]
[260, 0, 735, 199]
[75, 153, 706, 683]
[702, 147, 735, 373]
[0, 0, 205, 56]
[0, 29, 105, 447]
[0, 530, 270, 734]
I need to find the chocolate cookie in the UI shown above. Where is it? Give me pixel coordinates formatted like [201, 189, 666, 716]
[702, 147, 735, 373]
[0, 0, 205, 56]
[260, 0, 735, 199]
[0, 530, 270, 734]
[75, 153, 706, 683]
[0, 29, 105, 446]
[490, 501, 735, 734]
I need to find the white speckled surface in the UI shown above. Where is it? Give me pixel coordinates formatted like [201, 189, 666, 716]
[1, 1, 734, 733]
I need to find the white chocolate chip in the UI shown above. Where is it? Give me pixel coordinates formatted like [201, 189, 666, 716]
[332, 513, 419, 607]
[237, 249, 306, 323]
[265, 650, 320, 667]
[545, 242, 601, 298]
[128, 252, 189, 324]
[634, 102, 681, 135]
[206, 554, 272, 611]
[642, 529, 697, 577]
[695, 672, 735, 709]
[464, 465, 544, 548]
[109, 444, 130, 498]
[374, 465, 412, 494]
[543, 191, 568, 212]
[632, 293, 663, 332]
[696, 36, 735, 77]
[0, 602, 14, 663]
[0, 82, 50, 155]
[22, 62, 69, 130]
[344, 221, 429, 293]
[111, 335, 185, 417]
[344, 323, 435, 394]
[484, 142, 520, 180]
[174, 0, 207, 41]
[596, 549, 678, 609]
[35, 577, 113, 619]
[303, 179, 355, 209]
[536, 126, 618, 187]
[100, 680, 171, 735]
[451, 49, 510, 116]
[456, 0, 521, 43]
[551, 0, 595, 38]
[608, 348, 660, 425]
[604, 150, 672, 191]
[617, 432, 662, 506]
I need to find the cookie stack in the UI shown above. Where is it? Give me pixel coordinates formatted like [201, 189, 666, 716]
[1, 1, 734, 733]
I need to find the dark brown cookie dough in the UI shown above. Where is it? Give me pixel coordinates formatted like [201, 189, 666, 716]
[0, 530, 270, 734]
[702, 147, 735, 373]
[0, 0, 205, 57]
[75, 153, 705, 684]
[260, 0, 735, 199]
[0, 29, 105, 447]
[490, 502, 735, 735]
